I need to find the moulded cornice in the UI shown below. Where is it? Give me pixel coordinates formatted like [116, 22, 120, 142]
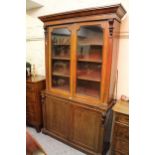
[39, 4, 126, 23]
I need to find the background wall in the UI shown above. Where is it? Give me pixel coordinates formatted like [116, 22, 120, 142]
[26, 0, 129, 99]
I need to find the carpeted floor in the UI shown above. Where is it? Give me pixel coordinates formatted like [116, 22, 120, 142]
[27, 127, 110, 155]
[27, 127, 86, 155]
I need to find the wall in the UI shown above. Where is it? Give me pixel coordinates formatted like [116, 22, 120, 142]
[26, 0, 129, 99]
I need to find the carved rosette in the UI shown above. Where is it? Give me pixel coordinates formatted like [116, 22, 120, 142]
[108, 19, 114, 37]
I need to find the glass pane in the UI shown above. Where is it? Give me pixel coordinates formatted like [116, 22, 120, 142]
[53, 60, 70, 76]
[77, 62, 101, 81]
[76, 25, 103, 98]
[77, 80, 100, 98]
[51, 28, 71, 92]
[52, 76, 70, 91]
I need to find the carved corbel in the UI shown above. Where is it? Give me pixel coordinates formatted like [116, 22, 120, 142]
[101, 111, 107, 127]
[44, 25, 48, 39]
[44, 25, 48, 46]
[108, 19, 114, 37]
[41, 91, 46, 104]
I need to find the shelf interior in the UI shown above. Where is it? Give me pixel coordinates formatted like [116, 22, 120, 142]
[76, 79, 100, 98]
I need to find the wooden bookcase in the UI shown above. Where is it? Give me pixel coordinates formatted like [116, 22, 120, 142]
[39, 4, 126, 155]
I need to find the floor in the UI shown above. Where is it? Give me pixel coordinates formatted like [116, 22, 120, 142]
[27, 127, 110, 155]
[27, 127, 86, 155]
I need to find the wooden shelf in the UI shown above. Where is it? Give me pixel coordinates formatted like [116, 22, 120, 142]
[78, 43, 103, 46]
[52, 57, 70, 60]
[53, 72, 70, 78]
[78, 59, 102, 63]
[77, 76, 100, 82]
[53, 86, 70, 91]
[53, 44, 70, 46]
[77, 87, 99, 98]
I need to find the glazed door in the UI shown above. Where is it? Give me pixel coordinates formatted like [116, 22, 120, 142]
[47, 22, 108, 101]
[48, 26, 72, 96]
[73, 22, 107, 102]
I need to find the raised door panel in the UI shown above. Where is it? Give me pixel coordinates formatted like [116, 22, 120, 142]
[45, 96, 69, 138]
[70, 104, 102, 152]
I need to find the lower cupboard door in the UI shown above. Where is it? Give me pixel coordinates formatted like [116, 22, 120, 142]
[44, 96, 70, 139]
[70, 104, 103, 152]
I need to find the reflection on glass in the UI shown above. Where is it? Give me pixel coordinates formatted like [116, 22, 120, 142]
[76, 25, 103, 98]
[51, 28, 70, 91]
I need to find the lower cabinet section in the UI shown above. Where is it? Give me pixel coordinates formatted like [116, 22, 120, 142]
[42, 94, 107, 155]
